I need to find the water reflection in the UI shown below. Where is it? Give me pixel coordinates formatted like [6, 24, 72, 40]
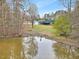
[33, 37, 56, 59]
[0, 37, 38, 59]
[23, 36, 38, 59]
[0, 37, 79, 59]
[53, 43, 79, 59]
[0, 38, 22, 59]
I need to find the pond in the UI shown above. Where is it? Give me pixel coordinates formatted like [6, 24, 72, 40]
[0, 36, 79, 59]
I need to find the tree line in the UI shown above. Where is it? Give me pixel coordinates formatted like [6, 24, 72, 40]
[0, 0, 38, 37]
[53, 0, 79, 40]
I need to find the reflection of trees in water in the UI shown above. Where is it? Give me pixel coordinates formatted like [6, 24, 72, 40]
[0, 38, 22, 59]
[53, 43, 79, 59]
[23, 36, 38, 59]
[0, 37, 38, 59]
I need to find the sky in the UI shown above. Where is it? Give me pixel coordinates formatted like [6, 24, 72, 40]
[7, 0, 67, 17]
[30, 0, 67, 17]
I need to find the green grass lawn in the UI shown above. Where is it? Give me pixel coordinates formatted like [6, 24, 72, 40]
[33, 24, 65, 38]
[34, 25, 56, 34]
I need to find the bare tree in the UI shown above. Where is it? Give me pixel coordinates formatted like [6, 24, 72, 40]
[59, 0, 76, 35]
[59, 0, 76, 12]
[70, 0, 79, 39]
[0, 0, 33, 37]
[0, 0, 11, 36]
[27, 3, 38, 28]
[11, 0, 28, 36]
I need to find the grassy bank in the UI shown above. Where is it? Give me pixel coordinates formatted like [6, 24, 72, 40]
[34, 25, 56, 35]
[33, 25, 79, 48]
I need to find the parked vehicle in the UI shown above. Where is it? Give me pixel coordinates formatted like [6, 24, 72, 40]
[39, 19, 53, 25]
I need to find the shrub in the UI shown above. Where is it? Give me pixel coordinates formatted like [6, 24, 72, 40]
[53, 15, 71, 37]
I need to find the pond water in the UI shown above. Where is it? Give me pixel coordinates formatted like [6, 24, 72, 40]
[0, 36, 79, 59]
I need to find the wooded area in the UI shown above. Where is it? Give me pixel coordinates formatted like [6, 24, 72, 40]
[0, 0, 37, 37]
